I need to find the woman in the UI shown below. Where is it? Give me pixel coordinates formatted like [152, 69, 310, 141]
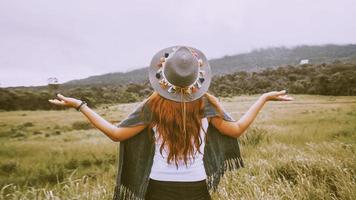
[49, 46, 293, 200]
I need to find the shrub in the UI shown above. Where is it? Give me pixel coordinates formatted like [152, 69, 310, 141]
[22, 122, 34, 127]
[94, 159, 103, 166]
[33, 131, 43, 135]
[332, 130, 353, 138]
[37, 164, 65, 184]
[71, 122, 92, 130]
[240, 127, 269, 146]
[81, 159, 92, 167]
[65, 159, 79, 170]
[52, 131, 61, 136]
[11, 131, 26, 138]
[0, 161, 18, 174]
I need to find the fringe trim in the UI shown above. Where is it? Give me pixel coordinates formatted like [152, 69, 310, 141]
[206, 157, 244, 194]
[113, 184, 145, 200]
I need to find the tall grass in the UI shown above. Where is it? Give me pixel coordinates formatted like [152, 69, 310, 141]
[0, 95, 355, 199]
[212, 142, 355, 200]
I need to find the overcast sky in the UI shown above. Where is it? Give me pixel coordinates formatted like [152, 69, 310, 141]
[0, 0, 355, 87]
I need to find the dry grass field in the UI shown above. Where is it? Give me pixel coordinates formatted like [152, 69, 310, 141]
[0, 95, 355, 200]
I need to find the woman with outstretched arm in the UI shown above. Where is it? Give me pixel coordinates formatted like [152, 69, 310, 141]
[49, 46, 293, 200]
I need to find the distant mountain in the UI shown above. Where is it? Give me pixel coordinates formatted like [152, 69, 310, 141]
[65, 68, 148, 86]
[65, 44, 356, 86]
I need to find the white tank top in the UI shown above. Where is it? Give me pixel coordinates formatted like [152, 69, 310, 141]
[149, 117, 209, 182]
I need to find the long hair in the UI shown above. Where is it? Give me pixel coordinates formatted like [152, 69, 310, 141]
[143, 91, 223, 167]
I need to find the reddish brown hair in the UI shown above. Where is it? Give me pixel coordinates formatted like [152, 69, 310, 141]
[143, 92, 223, 167]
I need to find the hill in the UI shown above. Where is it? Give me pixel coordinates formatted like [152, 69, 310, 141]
[65, 44, 356, 85]
[1, 61, 355, 111]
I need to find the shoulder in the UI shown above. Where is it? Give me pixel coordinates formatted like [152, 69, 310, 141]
[203, 94, 236, 122]
[205, 93, 219, 103]
[202, 93, 224, 118]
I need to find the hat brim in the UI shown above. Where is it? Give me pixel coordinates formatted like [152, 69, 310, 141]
[148, 46, 211, 102]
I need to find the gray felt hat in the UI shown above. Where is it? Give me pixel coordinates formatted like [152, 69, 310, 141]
[148, 46, 212, 102]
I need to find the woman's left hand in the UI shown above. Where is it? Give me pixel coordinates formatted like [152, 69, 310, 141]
[48, 94, 82, 108]
[262, 90, 294, 102]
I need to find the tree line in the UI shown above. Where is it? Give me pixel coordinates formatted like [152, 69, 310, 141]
[210, 61, 356, 97]
[0, 61, 355, 111]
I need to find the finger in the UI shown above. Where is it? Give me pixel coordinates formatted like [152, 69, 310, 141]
[277, 90, 287, 95]
[286, 96, 294, 101]
[279, 95, 289, 99]
[278, 96, 294, 101]
[48, 99, 67, 106]
[56, 94, 68, 101]
[49, 99, 65, 105]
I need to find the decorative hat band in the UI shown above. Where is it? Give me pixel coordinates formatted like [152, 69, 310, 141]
[155, 47, 205, 95]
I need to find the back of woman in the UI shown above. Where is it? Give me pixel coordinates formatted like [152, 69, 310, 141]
[144, 91, 210, 200]
[49, 45, 293, 200]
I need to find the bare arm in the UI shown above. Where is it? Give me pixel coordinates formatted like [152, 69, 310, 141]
[77, 104, 146, 141]
[49, 94, 146, 142]
[210, 90, 293, 138]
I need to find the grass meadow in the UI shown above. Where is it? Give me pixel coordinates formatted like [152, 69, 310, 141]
[0, 95, 355, 200]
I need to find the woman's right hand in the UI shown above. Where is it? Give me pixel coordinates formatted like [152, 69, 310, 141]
[48, 94, 82, 109]
[261, 90, 294, 102]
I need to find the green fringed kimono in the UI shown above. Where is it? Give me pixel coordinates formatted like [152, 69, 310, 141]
[113, 96, 244, 200]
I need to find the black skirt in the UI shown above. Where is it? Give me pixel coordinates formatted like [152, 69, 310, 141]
[145, 179, 211, 200]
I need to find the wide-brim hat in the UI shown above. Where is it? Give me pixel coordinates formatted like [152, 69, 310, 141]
[148, 46, 212, 102]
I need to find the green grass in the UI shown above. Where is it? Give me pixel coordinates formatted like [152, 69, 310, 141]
[0, 95, 355, 199]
